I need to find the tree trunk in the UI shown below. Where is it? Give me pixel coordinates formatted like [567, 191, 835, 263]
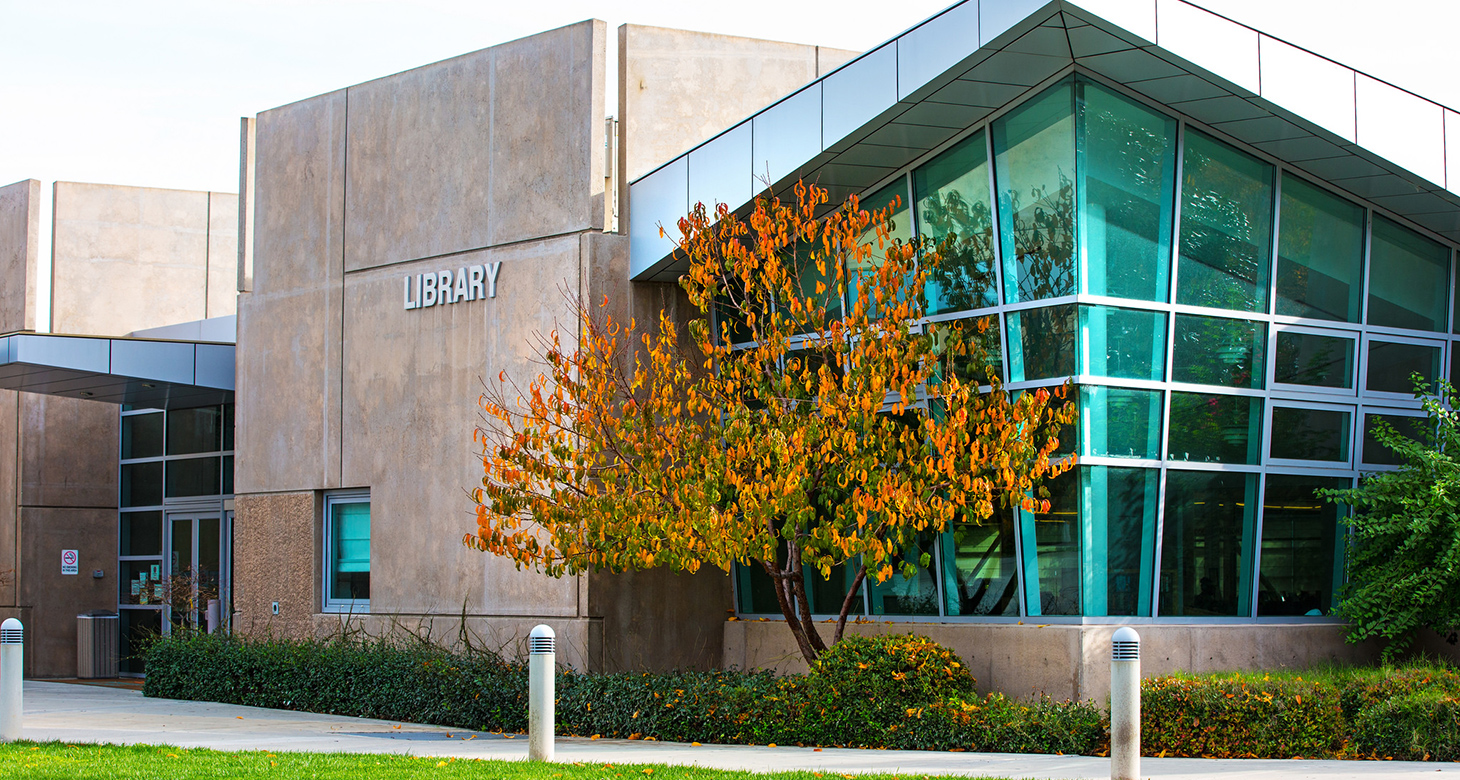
[759, 557, 820, 663]
[834, 563, 868, 644]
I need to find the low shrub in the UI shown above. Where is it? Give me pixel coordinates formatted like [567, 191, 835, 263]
[1141, 675, 1345, 758]
[1352, 691, 1460, 761]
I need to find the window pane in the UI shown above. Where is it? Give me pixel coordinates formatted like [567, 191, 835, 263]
[943, 516, 1018, 617]
[1006, 304, 1076, 381]
[1171, 314, 1266, 389]
[120, 559, 161, 606]
[736, 561, 782, 614]
[1275, 174, 1365, 322]
[167, 406, 223, 455]
[848, 178, 913, 317]
[330, 501, 371, 602]
[915, 130, 998, 313]
[1361, 413, 1426, 466]
[1083, 466, 1159, 617]
[120, 461, 162, 507]
[1078, 305, 1166, 381]
[993, 80, 1075, 303]
[121, 412, 163, 459]
[1077, 80, 1177, 303]
[165, 457, 220, 498]
[1368, 216, 1450, 332]
[868, 539, 941, 617]
[222, 454, 234, 496]
[1159, 470, 1258, 617]
[223, 404, 234, 451]
[118, 609, 161, 675]
[1021, 470, 1081, 616]
[1274, 331, 1355, 388]
[119, 510, 162, 557]
[1176, 130, 1275, 313]
[791, 242, 843, 334]
[805, 562, 862, 616]
[1079, 386, 1162, 459]
[1269, 407, 1351, 462]
[932, 315, 1003, 386]
[1167, 392, 1263, 464]
[1258, 474, 1348, 617]
[1365, 340, 1440, 395]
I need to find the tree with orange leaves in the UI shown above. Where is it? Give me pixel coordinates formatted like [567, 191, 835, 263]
[469, 181, 1075, 663]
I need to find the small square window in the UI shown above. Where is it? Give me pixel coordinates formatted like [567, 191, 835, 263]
[324, 492, 370, 612]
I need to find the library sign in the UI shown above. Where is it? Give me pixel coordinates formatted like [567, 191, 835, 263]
[404, 262, 502, 310]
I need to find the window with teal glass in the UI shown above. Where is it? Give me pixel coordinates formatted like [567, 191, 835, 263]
[1006, 304, 1076, 381]
[1081, 466, 1158, 616]
[1078, 386, 1162, 459]
[1171, 314, 1266, 389]
[735, 560, 781, 614]
[1078, 305, 1166, 380]
[1176, 130, 1275, 313]
[1020, 470, 1080, 616]
[993, 80, 1076, 304]
[1167, 392, 1263, 464]
[1274, 331, 1354, 389]
[915, 130, 998, 314]
[1367, 216, 1450, 332]
[1361, 413, 1427, 466]
[1269, 407, 1350, 463]
[848, 178, 913, 318]
[1258, 474, 1349, 617]
[931, 315, 1003, 386]
[941, 514, 1018, 616]
[325, 493, 371, 608]
[1077, 81, 1177, 303]
[1159, 470, 1258, 617]
[868, 535, 940, 616]
[1365, 340, 1440, 395]
[1275, 175, 1365, 322]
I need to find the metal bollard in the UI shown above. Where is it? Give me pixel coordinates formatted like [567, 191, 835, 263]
[0, 618, 22, 742]
[528, 624, 555, 762]
[1110, 627, 1140, 780]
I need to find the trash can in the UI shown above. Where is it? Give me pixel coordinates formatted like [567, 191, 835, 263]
[76, 611, 118, 679]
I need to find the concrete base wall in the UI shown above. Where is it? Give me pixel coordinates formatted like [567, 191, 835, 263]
[233, 491, 319, 637]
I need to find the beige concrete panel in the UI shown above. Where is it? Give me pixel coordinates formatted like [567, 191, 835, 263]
[816, 47, 861, 76]
[238, 117, 256, 293]
[19, 506, 117, 677]
[588, 567, 731, 672]
[19, 394, 118, 510]
[206, 192, 239, 318]
[0, 391, 16, 606]
[50, 182, 210, 336]
[232, 491, 318, 638]
[0, 179, 39, 333]
[339, 235, 584, 617]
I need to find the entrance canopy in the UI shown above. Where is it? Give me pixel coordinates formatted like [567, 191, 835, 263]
[0, 332, 234, 409]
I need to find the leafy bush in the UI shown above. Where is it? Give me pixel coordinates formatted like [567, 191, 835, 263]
[1336, 666, 1460, 723]
[1353, 690, 1460, 760]
[1141, 675, 1345, 758]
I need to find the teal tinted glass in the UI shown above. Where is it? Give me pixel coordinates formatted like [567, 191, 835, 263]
[1159, 470, 1258, 617]
[1082, 466, 1159, 616]
[1368, 216, 1450, 332]
[1167, 392, 1263, 464]
[932, 315, 1003, 385]
[1274, 331, 1355, 388]
[868, 535, 940, 616]
[915, 130, 998, 313]
[1171, 314, 1266, 389]
[330, 500, 371, 603]
[993, 80, 1075, 303]
[1361, 413, 1427, 466]
[1006, 304, 1076, 381]
[1176, 130, 1275, 313]
[1365, 340, 1440, 394]
[943, 515, 1019, 616]
[1269, 407, 1351, 463]
[1258, 474, 1350, 617]
[1275, 174, 1365, 322]
[121, 412, 163, 459]
[1078, 386, 1162, 459]
[1077, 81, 1177, 303]
[848, 178, 913, 317]
[1078, 305, 1166, 381]
[1020, 470, 1080, 616]
[736, 560, 782, 614]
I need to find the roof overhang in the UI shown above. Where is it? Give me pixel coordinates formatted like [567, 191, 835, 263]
[628, 0, 1460, 282]
[0, 333, 234, 409]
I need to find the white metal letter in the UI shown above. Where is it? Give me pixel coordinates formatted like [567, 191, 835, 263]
[468, 265, 485, 301]
[439, 270, 454, 304]
[487, 261, 501, 299]
[421, 273, 437, 307]
[454, 267, 469, 303]
[403, 276, 416, 309]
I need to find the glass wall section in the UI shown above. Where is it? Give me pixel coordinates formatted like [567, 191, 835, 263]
[1006, 304, 1076, 381]
[1082, 466, 1159, 616]
[1258, 474, 1348, 616]
[1020, 470, 1080, 615]
[1275, 175, 1366, 322]
[1176, 131, 1275, 313]
[1367, 216, 1450, 332]
[1360, 412, 1427, 466]
[848, 178, 914, 317]
[869, 535, 941, 616]
[915, 130, 998, 313]
[993, 80, 1076, 304]
[936, 316, 1003, 385]
[1079, 386, 1162, 459]
[1077, 81, 1177, 302]
[1171, 314, 1266, 389]
[1079, 305, 1165, 380]
[1365, 339, 1441, 395]
[1274, 330, 1355, 389]
[1159, 471, 1258, 617]
[942, 515, 1019, 616]
[1269, 407, 1351, 464]
[1168, 392, 1263, 464]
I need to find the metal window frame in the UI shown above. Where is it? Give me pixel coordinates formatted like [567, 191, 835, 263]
[322, 490, 372, 614]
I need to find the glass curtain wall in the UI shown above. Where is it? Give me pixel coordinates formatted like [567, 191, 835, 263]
[728, 72, 1456, 622]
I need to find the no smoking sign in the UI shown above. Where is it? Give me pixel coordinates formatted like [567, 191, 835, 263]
[61, 549, 78, 575]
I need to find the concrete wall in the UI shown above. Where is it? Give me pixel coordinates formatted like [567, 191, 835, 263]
[0, 179, 39, 333]
[51, 182, 237, 336]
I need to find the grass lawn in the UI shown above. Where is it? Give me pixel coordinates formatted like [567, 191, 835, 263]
[0, 742, 1016, 780]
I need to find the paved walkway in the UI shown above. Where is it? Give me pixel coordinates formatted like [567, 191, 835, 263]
[19, 681, 1460, 779]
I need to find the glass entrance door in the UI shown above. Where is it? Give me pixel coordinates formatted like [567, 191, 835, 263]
[163, 512, 227, 632]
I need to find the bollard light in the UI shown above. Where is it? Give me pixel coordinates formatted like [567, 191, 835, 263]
[528, 624, 556, 762]
[0, 618, 22, 742]
[1110, 627, 1140, 780]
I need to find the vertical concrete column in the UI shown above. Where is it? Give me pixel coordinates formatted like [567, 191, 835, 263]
[528, 625, 556, 762]
[1110, 627, 1140, 780]
[0, 618, 22, 742]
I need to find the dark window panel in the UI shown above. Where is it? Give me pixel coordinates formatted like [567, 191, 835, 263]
[1367, 215, 1450, 332]
[1159, 470, 1259, 617]
[1258, 474, 1350, 617]
[1274, 331, 1355, 389]
[1365, 340, 1440, 395]
[1270, 407, 1351, 462]
[1275, 174, 1365, 323]
[120, 412, 163, 460]
[1167, 392, 1264, 465]
[1176, 130, 1275, 314]
[1171, 314, 1266, 389]
[120, 462, 163, 508]
[167, 406, 223, 456]
[119, 511, 162, 557]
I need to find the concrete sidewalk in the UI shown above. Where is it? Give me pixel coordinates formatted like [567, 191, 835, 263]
[18, 680, 1460, 780]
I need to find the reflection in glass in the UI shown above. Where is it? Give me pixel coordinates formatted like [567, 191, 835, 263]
[1274, 331, 1354, 388]
[792, 242, 843, 334]
[1079, 386, 1162, 459]
[1159, 470, 1258, 617]
[1167, 392, 1263, 464]
[1007, 305, 1076, 381]
[869, 535, 941, 616]
[121, 461, 163, 508]
[1276, 174, 1365, 322]
[916, 130, 998, 313]
[1368, 216, 1450, 332]
[167, 406, 223, 456]
[329, 501, 371, 602]
[1176, 131, 1275, 313]
[1082, 466, 1159, 616]
[1077, 81, 1177, 303]
[806, 562, 861, 615]
[1269, 407, 1351, 463]
[993, 80, 1075, 304]
[121, 413, 163, 460]
[932, 316, 1003, 386]
[736, 561, 781, 614]
[164, 456, 221, 498]
[118, 608, 161, 675]
[1171, 314, 1266, 389]
[848, 178, 913, 317]
[1361, 413, 1427, 466]
[943, 515, 1019, 616]
[120, 511, 162, 557]
[1365, 341, 1440, 395]
[1079, 305, 1166, 381]
[1258, 474, 1348, 617]
[1020, 470, 1080, 616]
